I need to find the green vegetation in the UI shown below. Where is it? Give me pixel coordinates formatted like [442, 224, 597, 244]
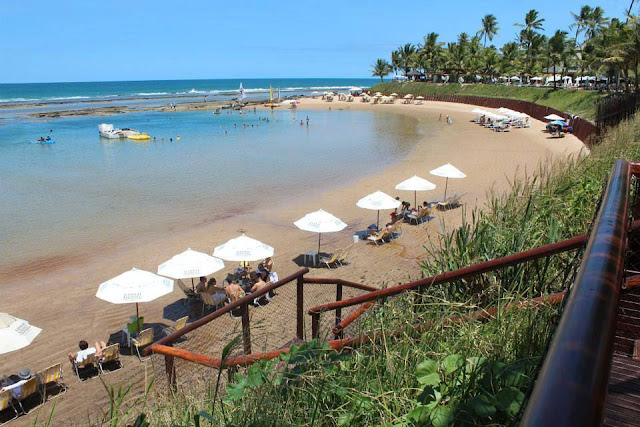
[108, 113, 640, 427]
[371, 7, 640, 91]
[369, 81, 603, 119]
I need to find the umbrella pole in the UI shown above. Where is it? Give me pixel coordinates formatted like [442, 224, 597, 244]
[377, 210, 380, 230]
[317, 233, 321, 266]
[136, 302, 139, 321]
[191, 277, 194, 292]
[414, 190, 417, 208]
[444, 178, 449, 200]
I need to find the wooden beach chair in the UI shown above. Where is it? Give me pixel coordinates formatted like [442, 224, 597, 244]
[0, 390, 18, 424]
[13, 378, 42, 414]
[131, 328, 154, 361]
[337, 244, 354, 266]
[177, 280, 197, 305]
[387, 222, 403, 238]
[437, 193, 466, 210]
[37, 363, 67, 401]
[406, 206, 432, 224]
[201, 292, 225, 315]
[72, 352, 97, 381]
[367, 228, 391, 245]
[320, 249, 343, 269]
[98, 344, 123, 374]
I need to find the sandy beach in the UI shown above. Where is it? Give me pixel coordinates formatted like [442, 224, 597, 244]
[1, 97, 586, 425]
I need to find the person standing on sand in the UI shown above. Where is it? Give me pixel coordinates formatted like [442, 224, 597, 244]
[447, 116, 453, 125]
[439, 114, 442, 122]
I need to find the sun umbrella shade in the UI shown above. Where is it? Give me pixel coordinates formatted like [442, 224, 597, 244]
[158, 249, 225, 279]
[403, 94, 414, 99]
[96, 268, 174, 304]
[213, 234, 274, 262]
[294, 209, 347, 233]
[430, 164, 467, 179]
[395, 175, 436, 191]
[357, 191, 401, 210]
[544, 114, 565, 121]
[0, 313, 42, 354]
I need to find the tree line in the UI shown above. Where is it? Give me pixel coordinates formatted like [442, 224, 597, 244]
[371, 5, 640, 90]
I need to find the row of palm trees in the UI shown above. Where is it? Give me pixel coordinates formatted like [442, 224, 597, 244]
[371, 5, 640, 90]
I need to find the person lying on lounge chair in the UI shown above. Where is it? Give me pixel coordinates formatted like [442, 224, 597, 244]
[68, 340, 106, 363]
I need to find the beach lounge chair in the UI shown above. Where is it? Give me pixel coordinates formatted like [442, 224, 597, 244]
[37, 363, 67, 401]
[406, 206, 432, 224]
[0, 390, 18, 424]
[437, 193, 466, 210]
[98, 344, 123, 374]
[72, 352, 97, 381]
[131, 328, 154, 361]
[13, 378, 42, 414]
[387, 222, 403, 238]
[367, 228, 391, 245]
[123, 316, 144, 347]
[320, 249, 343, 269]
[201, 292, 226, 315]
[177, 280, 197, 304]
[337, 244, 353, 266]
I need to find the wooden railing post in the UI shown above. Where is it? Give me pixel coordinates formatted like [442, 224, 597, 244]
[335, 283, 343, 339]
[297, 275, 304, 340]
[241, 303, 251, 355]
[164, 344, 177, 393]
[311, 313, 320, 339]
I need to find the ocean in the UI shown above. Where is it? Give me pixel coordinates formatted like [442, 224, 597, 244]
[0, 96, 419, 276]
[0, 78, 378, 105]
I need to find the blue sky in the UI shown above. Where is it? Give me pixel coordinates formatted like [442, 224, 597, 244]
[0, 0, 631, 83]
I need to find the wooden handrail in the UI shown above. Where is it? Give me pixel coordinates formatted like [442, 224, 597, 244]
[303, 277, 378, 292]
[522, 159, 630, 426]
[150, 291, 566, 368]
[144, 268, 309, 356]
[307, 235, 587, 316]
[333, 301, 375, 335]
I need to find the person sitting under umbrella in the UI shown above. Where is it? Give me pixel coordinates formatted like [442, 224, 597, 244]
[225, 281, 245, 303]
[195, 276, 208, 293]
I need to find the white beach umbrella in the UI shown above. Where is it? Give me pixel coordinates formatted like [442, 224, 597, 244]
[294, 209, 347, 259]
[403, 94, 414, 99]
[96, 268, 174, 319]
[390, 93, 398, 97]
[416, 96, 425, 100]
[471, 108, 484, 114]
[544, 114, 565, 121]
[0, 313, 42, 354]
[157, 248, 225, 289]
[430, 163, 467, 199]
[213, 234, 274, 262]
[357, 190, 401, 229]
[395, 175, 436, 207]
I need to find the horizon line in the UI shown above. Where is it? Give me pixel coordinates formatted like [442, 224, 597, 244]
[0, 76, 376, 86]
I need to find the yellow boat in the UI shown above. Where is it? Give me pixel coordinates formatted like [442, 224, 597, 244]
[127, 132, 151, 140]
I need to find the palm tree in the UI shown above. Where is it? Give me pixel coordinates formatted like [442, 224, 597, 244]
[548, 30, 568, 89]
[585, 7, 608, 41]
[371, 59, 392, 81]
[516, 10, 545, 75]
[391, 50, 401, 77]
[478, 14, 499, 47]
[419, 32, 445, 77]
[397, 43, 416, 75]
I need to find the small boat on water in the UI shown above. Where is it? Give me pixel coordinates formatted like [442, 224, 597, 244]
[214, 108, 222, 115]
[127, 132, 151, 141]
[32, 136, 55, 144]
[98, 123, 141, 139]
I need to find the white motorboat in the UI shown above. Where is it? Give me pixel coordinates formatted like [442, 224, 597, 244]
[98, 124, 140, 139]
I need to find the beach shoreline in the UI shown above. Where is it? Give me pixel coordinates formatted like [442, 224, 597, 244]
[2, 97, 586, 423]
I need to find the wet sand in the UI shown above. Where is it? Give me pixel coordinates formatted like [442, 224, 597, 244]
[1, 97, 586, 425]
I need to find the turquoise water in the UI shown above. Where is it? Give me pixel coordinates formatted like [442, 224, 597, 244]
[0, 108, 418, 273]
[0, 78, 377, 104]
